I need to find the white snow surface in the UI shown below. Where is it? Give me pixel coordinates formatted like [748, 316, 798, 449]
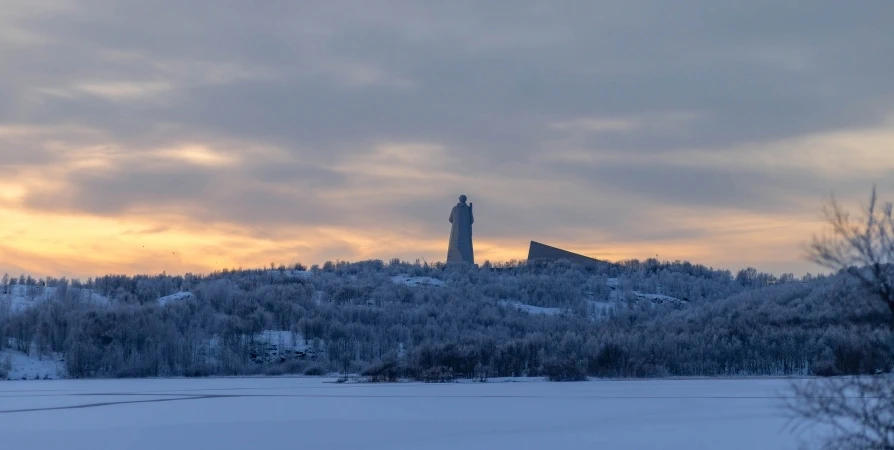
[1, 285, 110, 313]
[635, 292, 684, 303]
[0, 377, 821, 449]
[391, 275, 446, 287]
[499, 300, 567, 316]
[0, 349, 65, 380]
[254, 330, 307, 352]
[207, 331, 312, 361]
[157, 291, 194, 306]
[605, 278, 684, 304]
[588, 300, 617, 317]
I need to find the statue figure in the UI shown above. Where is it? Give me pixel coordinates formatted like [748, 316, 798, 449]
[447, 195, 474, 264]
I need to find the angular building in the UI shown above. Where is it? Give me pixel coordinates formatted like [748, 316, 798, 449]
[527, 241, 603, 267]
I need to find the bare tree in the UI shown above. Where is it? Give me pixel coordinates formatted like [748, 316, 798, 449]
[808, 187, 894, 322]
[788, 377, 894, 450]
[788, 187, 894, 449]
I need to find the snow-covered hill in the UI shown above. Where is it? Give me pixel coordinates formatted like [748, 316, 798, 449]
[0, 285, 110, 313]
[0, 260, 860, 381]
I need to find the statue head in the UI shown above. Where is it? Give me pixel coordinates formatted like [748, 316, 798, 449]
[459, 195, 468, 203]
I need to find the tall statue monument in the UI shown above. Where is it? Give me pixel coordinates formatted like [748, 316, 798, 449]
[447, 195, 474, 264]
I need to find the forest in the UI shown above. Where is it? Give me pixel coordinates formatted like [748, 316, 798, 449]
[1, 257, 891, 381]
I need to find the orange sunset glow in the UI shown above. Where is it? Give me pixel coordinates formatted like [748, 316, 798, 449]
[2, 1, 893, 279]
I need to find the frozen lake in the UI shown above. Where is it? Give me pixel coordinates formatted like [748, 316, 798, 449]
[0, 377, 819, 449]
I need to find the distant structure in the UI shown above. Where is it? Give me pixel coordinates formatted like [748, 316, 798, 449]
[447, 195, 474, 264]
[527, 241, 603, 267]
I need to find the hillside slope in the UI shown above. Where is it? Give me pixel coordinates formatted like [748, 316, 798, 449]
[1, 259, 888, 380]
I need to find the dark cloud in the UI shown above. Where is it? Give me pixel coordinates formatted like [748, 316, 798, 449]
[25, 165, 215, 215]
[23, 160, 347, 227]
[2, 0, 893, 273]
[5, 0, 891, 157]
[196, 188, 342, 228]
[547, 161, 820, 211]
[246, 160, 345, 187]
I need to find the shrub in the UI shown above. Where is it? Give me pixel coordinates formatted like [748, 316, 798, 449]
[812, 358, 838, 377]
[591, 343, 628, 377]
[543, 357, 587, 382]
[303, 364, 326, 376]
[276, 359, 308, 375]
[417, 365, 455, 383]
[361, 360, 404, 383]
[182, 363, 215, 378]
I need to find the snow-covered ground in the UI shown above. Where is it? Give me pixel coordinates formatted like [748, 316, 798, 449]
[157, 291, 194, 306]
[635, 292, 684, 303]
[588, 299, 617, 317]
[0, 377, 821, 449]
[0, 348, 65, 380]
[392, 275, 446, 287]
[252, 330, 313, 359]
[1, 285, 110, 313]
[499, 300, 567, 316]
[606, 278, 685, 304]
[255, 330, 304, 350]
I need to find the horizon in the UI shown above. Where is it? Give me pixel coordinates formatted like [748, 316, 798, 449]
[3, 1, 893, 279]
[0, 250, 832, 282]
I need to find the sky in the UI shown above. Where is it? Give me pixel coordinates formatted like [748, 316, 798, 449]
[2, 0, 893, 278]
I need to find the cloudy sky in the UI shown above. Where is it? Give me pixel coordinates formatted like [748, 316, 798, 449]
[2, 0, 893, 278]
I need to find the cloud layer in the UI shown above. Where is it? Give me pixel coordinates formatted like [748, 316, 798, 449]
[2, 0, 893, 277]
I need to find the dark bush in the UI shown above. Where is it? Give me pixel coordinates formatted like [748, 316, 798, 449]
[812, 358, 838, 377]
[362, 360, 404, 382]
[303, 364, 326, 376]
[591, 343, 628, 377]
[276, 359, 308, 375]
[417, 365, 456, 383]
[543, 357, 587, 382]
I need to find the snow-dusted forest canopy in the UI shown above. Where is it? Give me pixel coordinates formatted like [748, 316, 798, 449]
[1, 258, 891, 381]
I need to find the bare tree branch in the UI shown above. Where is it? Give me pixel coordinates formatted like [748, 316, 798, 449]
[808, 187, 894, 324]
[792, 187, 894, 450]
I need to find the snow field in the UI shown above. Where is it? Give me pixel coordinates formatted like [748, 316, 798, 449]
[0, 377, 821, 450]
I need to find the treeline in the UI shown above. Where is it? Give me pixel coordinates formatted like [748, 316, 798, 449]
[1, 259, 890, 381]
